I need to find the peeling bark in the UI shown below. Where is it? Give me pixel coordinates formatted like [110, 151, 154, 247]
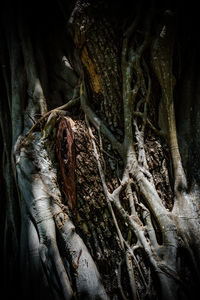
[1, 0, 200, 299]
[57, 116, 76, 211]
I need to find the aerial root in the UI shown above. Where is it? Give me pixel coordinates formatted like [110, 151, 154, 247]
[85, 110, 155, 298]
[117, 258, 129, 300]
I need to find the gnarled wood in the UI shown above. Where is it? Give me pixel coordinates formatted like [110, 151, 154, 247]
[1, 1, 200, 299]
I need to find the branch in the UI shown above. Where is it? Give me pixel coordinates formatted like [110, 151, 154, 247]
[25, 96, 79, 137]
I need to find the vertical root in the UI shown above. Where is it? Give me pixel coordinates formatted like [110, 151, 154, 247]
[151, 12, 187, 195]
[125, 251, 138, 300]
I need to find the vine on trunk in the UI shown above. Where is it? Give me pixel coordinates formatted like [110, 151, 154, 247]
[1, 1, 200, 300]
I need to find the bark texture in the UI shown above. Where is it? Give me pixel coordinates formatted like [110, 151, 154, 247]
[1, 0, 200, 299]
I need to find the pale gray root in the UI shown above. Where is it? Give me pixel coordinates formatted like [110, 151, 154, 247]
[14, 112, 109, 299]
[79, 13, 183, 298]
[16, 138, 73, 300]
[86, 116, 138, 299]
[2, 4, 200, 299]
[121, 20, 178, 270]
[59, 215, 109, 300]
[85, 99, 178, 299]
[82, 80, 179, 298]
[18, 14, 48, 131]
[125, 251, 137, 300]
[151, 14, 200, 282]
[7, 18, 108, 297]
[151, 13, 187, 195]
[19, 206, 51, 299]
[173, 190, 200, 280]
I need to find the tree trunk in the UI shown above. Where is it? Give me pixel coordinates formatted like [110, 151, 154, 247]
[1, 0, 200, 299]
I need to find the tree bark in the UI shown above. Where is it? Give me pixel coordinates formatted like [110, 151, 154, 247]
[1, 0, 200, 299]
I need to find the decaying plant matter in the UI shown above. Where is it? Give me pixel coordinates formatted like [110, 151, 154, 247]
[1, 0, 200, 299]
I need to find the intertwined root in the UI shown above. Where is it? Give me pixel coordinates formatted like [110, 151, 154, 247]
[2, 2, 200, 299]
[16, 115, 108, 299]
[79, 11, 200, 299]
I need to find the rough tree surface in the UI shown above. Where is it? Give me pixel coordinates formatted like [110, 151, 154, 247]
[0, 0, 200, 299]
